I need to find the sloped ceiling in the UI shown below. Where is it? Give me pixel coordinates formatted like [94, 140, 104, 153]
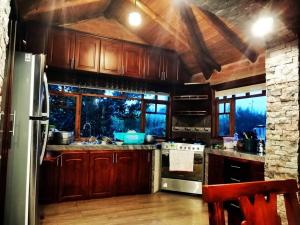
[16, 0, 299, 82]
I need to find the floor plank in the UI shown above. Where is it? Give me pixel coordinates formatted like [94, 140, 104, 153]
[41, 192, 209, 225]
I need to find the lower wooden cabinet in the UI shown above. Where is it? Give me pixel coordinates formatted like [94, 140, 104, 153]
[89, 151, 115, 198]
[39, 156, 59, 204]
[137, 151, 152, 194]
[58, 152, 89, 201]
[40, 150, 152, 203]
[207, 153, 264, 225]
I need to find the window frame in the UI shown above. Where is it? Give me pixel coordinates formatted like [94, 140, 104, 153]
[49, 86, 170, 140]
[214, 90, 266, 137]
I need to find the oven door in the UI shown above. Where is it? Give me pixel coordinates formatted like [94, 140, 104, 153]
[161, 149, 203, 182]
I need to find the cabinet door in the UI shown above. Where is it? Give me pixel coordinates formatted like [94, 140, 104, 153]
[25, 22, 48, 54]
[74, 34, 100, 72]
[100, 39, 123, 75]
[39, 157, 59, 203]
[123, 43, 144, 78]
[137, 151, 152, 194]
[59, 152, 89, 201]
[144, 48, 162, 80]
[115, 151, 137, 195]
[89, 151, 114, 198]
[47, 29, 75, 69]
[163, 51, 179, 82]
[207, 154, 224, 184]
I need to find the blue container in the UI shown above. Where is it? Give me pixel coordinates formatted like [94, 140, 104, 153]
[114, 132, 145, 144]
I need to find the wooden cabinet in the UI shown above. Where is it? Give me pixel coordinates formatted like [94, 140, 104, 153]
[136, 151, 152, 194]
[162, 50, 179, 82]
[207, 154, 224, 185]
[144, 48, 162, 80]
[89, 151, 114, 198]
[100, 39, 123, 75]
[25, 22, 48, 54]
[58, 152, 89, 201]
[47, 29, 75, 69]
[115, 151, 137, 195]
[123, 43, 145, 78]
[207, 153, 264, 225]
[39, 156, 59, 203]
[74, 33, 100, 72]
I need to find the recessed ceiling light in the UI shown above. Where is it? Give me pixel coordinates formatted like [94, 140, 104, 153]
[251, 16, 274, 38]
[128, 11, 142, 27]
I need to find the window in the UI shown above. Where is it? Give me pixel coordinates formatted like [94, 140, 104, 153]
[49, 95, 76, 132]
[49, 84, 169, 139]
[215, 87, 266, 140]
[145, 103, 167, 138]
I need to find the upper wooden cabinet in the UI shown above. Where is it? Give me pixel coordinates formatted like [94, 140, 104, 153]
[123, 43, 145, 78]
[161, 50, 179, 82]
[25, 23, 48, 54]
[74, 33, 100, 73]
[144, 48, 162, 80]
[47, 29, 75, 69]
[100, 39, 123, 75]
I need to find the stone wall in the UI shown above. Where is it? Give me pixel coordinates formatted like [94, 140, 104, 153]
[0, 0, 11, 106]
[265, 37, 299, 224]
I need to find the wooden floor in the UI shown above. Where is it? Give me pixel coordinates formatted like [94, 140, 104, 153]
[41, 192, 209, 225]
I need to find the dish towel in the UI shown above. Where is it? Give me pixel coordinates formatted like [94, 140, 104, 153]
[169, 150, 194, 172]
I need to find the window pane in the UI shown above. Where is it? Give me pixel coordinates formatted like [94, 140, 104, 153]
[64, 85, 79, 93]
[124, 92, 142, 99]
[81, 96, 141, 138]
[49, 95, 76, 131]
[49, 84, 63, 92]
[218, 103, 224, 113]
[145, 114, 166, 137]
[225, 103, 230, 113]
[146, 103, 156, 113]
[157, 104, 167, 113]
[235, 96, 266, 140]
[157, 94, 169, 101]
[81, 88, 105, 95]
[104, 90, 123, 96]
[144, 94, 156, 100]
[249, 90, 262, 95]
[218, 114, 230, 136]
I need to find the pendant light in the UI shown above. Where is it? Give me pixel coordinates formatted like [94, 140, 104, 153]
[128, 0, 142, 27]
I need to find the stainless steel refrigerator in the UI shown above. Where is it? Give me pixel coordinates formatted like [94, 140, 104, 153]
[4, 52, 49, 225]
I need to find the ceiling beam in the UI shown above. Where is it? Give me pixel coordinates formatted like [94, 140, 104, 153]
[125, 0, 189, 49]
[179, 1, 221, 80]
[197, 7, 258, 63]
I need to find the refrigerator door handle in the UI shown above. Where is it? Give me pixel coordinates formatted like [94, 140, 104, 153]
[40, 73, 49, 165]
[9, 111, 16, 136]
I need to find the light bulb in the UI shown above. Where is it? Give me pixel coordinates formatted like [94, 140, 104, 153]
[128, 11, 142, 27]
[251, 16, 274, 38]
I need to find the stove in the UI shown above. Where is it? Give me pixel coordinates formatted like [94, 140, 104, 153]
[160, 142, 205, 194]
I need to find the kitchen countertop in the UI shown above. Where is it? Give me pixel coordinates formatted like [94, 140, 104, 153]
[205, 148, 265, 162]
[46, 144, 159, 151]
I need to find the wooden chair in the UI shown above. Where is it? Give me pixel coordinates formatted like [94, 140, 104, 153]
[202, 179, 300, 225]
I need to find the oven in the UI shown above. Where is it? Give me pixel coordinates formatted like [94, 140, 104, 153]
[160, 143, 204, 194]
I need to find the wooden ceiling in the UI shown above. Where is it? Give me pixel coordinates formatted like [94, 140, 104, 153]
[16, 0, 299, 82]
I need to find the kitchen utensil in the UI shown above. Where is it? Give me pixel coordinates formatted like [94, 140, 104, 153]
[53, 131, 74, 145]
[145, 135, 155, 144]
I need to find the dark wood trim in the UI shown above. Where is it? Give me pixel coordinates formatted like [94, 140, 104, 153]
[211, 74, 266, 91]
[179, 1, 221, 80]
[75, 95, 82, 139]
[197, 7, 258, 63]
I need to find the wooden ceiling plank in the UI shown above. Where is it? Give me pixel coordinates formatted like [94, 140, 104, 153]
[125, 0, 189, 49]
[179, 0, 221, 80]
[197, 6, 258, 63]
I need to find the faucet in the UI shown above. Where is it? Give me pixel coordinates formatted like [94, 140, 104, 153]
[83, 122, 92, 138]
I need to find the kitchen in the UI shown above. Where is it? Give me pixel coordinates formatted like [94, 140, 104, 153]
[0, 0, 299, 225]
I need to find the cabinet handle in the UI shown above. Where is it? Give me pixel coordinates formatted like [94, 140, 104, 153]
[230, 177, 241, 183]
[56, 157, 59, 167]
[60, 155, 63, 167]
[230, 165, 241, 169]
[112, 154, 114, 164]
[115, 154, 118, 164]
